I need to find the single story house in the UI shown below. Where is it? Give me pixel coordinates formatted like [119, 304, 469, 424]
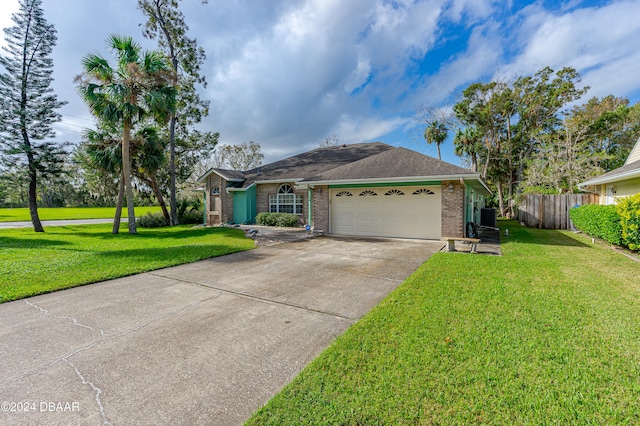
[578, 137, 640, 205]
[198, 142, 490, 240]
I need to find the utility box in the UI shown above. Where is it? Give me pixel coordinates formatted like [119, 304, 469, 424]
[481, 208, 497, 228]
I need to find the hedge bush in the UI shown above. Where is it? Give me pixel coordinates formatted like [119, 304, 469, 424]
[255, 212, 299, 227]
[137, 198, 204, 228]
[569, 204, 622, 245]
[137, 212, 170, 228]
[616, 193, 640, 251]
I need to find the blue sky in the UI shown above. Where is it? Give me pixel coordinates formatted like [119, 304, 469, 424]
[2, 0, 640, 167]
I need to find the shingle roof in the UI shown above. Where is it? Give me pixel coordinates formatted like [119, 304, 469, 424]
[198, 142, 486, 191]
[301, 147, 477, 182]
[212, 168, 246, 181]
[240, 142, 393, 187]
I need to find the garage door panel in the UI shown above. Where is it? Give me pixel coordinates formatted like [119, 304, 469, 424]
[330, 186, 441, 239]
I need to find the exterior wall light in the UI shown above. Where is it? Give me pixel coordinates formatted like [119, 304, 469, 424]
[448, 183, 454, 192]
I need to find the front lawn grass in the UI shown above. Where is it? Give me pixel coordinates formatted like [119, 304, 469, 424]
[246, 221, 640, 425]
[0, 224, 254, 303]
[0, 206, 162, 222]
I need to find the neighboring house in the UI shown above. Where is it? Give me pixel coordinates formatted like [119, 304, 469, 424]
[198, 142, 490, 240]
[578, 137, 640, 205]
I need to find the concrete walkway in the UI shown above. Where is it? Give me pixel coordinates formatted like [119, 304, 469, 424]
[0, 236, 443, 425]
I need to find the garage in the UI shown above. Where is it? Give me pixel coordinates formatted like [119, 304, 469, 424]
[329, 186, 442, 239]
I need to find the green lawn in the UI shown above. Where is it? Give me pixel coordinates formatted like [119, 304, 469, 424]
[0, 206, 162, 222]
[0, 224, 254, 303]
[246, 221, 640, 425]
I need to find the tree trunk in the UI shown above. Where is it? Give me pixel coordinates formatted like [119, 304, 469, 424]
[496, 179, 506, 217]
[508, 158, 515, 219]
[152, 175, 170, 221]
[152, 0, 180, 227]
[112, 176, 125, 234]
[123, 120, 137, 234]
[436, 143, 441, 160]
[169, 115, 179, 226]
[141, 174, 170, 221]
[21, 79, 43, 232]
[27, 156, 44, 233]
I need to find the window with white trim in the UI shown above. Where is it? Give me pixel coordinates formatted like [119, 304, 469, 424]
[269, 184, 303, 214]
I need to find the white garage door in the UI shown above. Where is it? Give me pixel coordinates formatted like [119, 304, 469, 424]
[330, 186, 441, 239]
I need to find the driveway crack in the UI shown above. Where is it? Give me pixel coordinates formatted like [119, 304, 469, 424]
[3, 293, 223, 418]
[59, 358, 111, 426]
[24, 299, 109, 336]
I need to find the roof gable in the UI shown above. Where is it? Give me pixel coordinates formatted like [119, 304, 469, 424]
[197, 168, 246, 183]
[625, 136, 640, 165]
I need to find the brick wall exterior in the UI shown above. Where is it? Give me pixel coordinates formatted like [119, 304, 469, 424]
[312, 185, 329, 233]
[441, 180, 465, 237]
[256, 182, 307, 225]
[206, 175, 233, 225]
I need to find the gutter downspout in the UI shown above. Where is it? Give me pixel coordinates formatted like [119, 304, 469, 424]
[307, 187, 313, 226]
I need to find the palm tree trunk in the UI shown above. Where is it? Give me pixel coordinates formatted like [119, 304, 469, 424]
[112, 176, 125, 234]
[123, 120, 137, 234]
[169, 115, 179, 226]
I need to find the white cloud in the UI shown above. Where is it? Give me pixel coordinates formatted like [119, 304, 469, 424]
[203, 0, 455, 159]
[506, 0, 640, 94]
[3, 0, 640, 167]
[416, 22, 503, 105]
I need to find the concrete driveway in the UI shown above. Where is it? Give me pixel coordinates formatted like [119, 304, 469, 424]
[0, 236, 443, 425]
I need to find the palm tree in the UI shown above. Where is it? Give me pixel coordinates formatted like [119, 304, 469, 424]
[133, 126, 171, 222]
[454, 127, 480, 172]
[76, 35, 175, 234]
[82, 125, 171, 232]
[424, 121, 448, 160]
[81, 127, 125, 234]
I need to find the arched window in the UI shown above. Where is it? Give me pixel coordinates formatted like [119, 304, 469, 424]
[278, 184, 294, 194]
[269, 184, 303, 214]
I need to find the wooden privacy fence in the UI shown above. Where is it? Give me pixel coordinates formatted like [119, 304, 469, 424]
[518, 193, 599, 230]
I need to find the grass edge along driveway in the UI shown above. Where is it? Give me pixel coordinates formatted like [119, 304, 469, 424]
[246, 221, 640, 425]
[0, 224, 254, 303]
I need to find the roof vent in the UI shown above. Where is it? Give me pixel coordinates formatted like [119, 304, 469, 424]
[341, 144, 347, 148]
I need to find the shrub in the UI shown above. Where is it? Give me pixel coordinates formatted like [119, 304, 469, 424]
[180, 209, 204, 225]
[616, 193, 640, 251]
[177, 197, 204, 225]
[137, 212, 169, 228]
[255, 212, 299, 227]
[569, 204, 622, 245]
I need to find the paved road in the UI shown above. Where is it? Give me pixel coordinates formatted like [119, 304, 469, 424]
[0, 236, 443, 425]
[0, 218, 126, 229]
